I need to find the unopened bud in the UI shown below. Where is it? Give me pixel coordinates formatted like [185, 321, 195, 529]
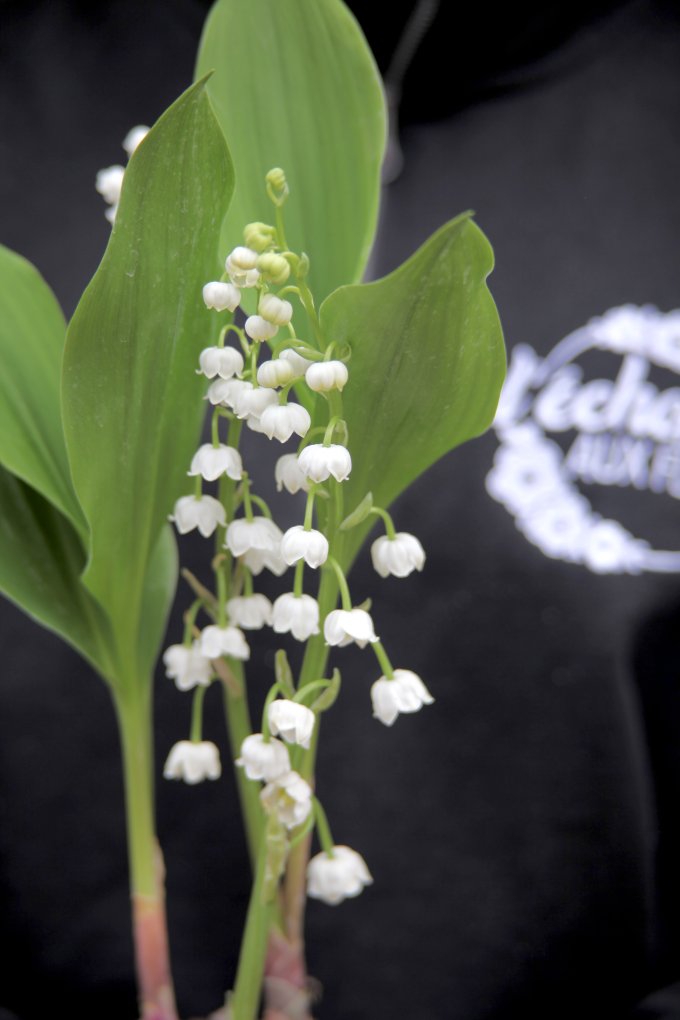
[259, 293, 293, 326]
[244, 221, 277, 253]
[257, 252, 291, 285]
[266, 167, 289, 206]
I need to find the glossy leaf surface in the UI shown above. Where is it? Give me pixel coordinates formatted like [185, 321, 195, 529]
[320, 214, 506, 565]
[0, 468, 112, 676]
[0, 245, 85, 535]
[62, 79, 234, 685]
[196, 0, 386, 304]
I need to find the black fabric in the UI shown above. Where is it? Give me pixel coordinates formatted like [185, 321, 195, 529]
[1, 2, 680, 1018]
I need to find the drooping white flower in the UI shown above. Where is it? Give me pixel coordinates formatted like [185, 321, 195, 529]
[105, 204, 118, 225]
[202, 281, 241, 312]
[163, 740, 221, 784]
[268, 699, 316, 748]
[245, 315, 278, 342]
[198, 624, 250, 661]
[324, 608, 378, 648]
[162, 643, 213, 691]
[198, 345, 244, 380]
[279, 348, 314, 378]
[95, 164, 125, 205]
[169, 495, 226, 537]
[226, 516, 282, 557]
[226, 594, 273, 630]
[259, 293, 293, 326]
[225, 246, 260, 287]
[281, 526, 329, 568]
[307, 846, 373, 905]
[259, 403, 311, 443]
[305, 360, 349, 393]
[260, 770, 313, 829]
[236, 734, 291, 782]
[370, 669, 434, 726]
[275, 454, 309, 495]
[232, 383, 278, 421]
[257, 359, 294, 389]
[243, 544, 288, 577]
[206, 378, 251, 409]
[188, 444, 243, 482]
[370, 532, 426, 579]
[298, 444, 351, 483]
[272, 593, 320, 641]
[122, 124, 149, 156]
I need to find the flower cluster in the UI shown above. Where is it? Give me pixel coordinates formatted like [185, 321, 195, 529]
[96, 125, 149, 223]
[160, 169, 433, 903]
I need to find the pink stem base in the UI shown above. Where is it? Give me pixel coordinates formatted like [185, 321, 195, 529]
[261, 929, 316, 1020]
[133, 871, 178, 1020]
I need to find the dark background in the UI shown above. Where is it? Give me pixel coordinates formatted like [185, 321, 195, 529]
[2, 1, 680, 1017]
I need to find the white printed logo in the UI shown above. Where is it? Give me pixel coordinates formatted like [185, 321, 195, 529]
[486, 305, 680, 574]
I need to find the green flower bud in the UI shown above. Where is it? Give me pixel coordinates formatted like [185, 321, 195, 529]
[257, 252, 291, 285]
[266, 167, 289, 206]
[243, 221, 276, 253]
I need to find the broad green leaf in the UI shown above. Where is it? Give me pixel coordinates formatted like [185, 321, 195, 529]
[62, 79, 234, 685]
[196, 0, 386, 304]
[0, 244, 85, 535]
[137, 525, 178, 682]
[0, 467, 112, 677]
[320, 213, 506, 566]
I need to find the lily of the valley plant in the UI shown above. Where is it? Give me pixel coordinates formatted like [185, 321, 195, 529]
[0, 1, 505, 1017]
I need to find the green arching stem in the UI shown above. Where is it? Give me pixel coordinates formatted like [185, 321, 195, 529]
[369, 505, 397, 540]
[229, 837, 275, 1020]
[212, 408, 221, 447]
[323, 341, 337, 361]
[293, 560, 305, 598]
[261, 683, 282, 741]
[323, 415, 341, 447]
[193, 474, 202, 499]
[241, 474, 254, 521]
[372, 640, 395, 680]
[221, 665, 263, 867]
[243, 567, 254, 597]
[250, 345, 259, 385]
[216, 564, 228, 627]
[312, 797, 335, 856]
[303, 489, 316, 531]
[294, 679, 330, 705]
[326, 556, 352, 611]
[182, 599, 203, 646]
[190, 685, 206, 742]
[250, 493, 272, 519]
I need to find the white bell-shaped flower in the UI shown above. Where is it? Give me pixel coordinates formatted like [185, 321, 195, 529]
[198, 345, 244, 380]
[257, 359, 294, 389]
[122, 124, 149, 156]
[95, 164, 125, 204]
[268, 699, 316, 748]
[305, 360, 349, 393]
[162, 643, 213, 691]
[307, 846, 373, 905]
[259, 403, 311, 443]
[225, 246, 260, 287]
[206, 378, 250, 408]
[169, 495, 226, 537]
[298, 444, 352, 483]
[198, 624, 250, 661]
[163, 740, 221, 784]
[259, 293, 293, 326]
[260, 770, 313, 829]
[324, 608, 378, 648]
[105, 204, 118, 225]
[236, 734, 290, 782]
[226, 516, 282, 557]
[275, 454, 309, 495]
[245, 315, 278, 342]
[370, 669, 434, 726]
[226, 594, 273, 630]
[243, 545, 288, 577]
[281, 526, 328, 568]
[272, 593, 320, 641]
[202, 281, 241, 312]
[279, 348, 314, 378]
[370, 532, 426, 579]
[188, 443, 243, 482]
[232, 384, 278, 421]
